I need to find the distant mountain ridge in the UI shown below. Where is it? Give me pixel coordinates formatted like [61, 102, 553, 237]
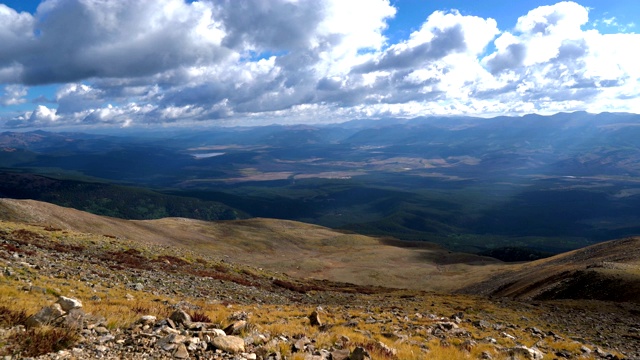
[3, 111, 640, 255]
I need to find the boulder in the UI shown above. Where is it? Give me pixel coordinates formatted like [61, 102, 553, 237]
[26, 303, 66, 327]
[309, 310, 322, 327]
[211, 335, 245, 354]
[170, 309, 192, 327]
[138, 315, 157, 325]
[224, 320, 246, 335]
[510, 345, 544, 360]
[331, 349, 350, 360]
[173, 343, 190, 359]
[57, 296, 83, 312]
[349, 346, 372, 360]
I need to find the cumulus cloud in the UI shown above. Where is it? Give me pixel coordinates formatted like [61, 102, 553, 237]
[0, 85, 27, 106]
[0, 0, 639, 128]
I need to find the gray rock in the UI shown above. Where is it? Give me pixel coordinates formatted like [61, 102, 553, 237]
[173, 343, 190, 359]
[435, 321, 458, 331]
[131, 282, 144, 291]
[224, 320, 246, 335]
[331, 349, 350, 360]
[211, 335, 245, 354]
[481, 351, 493, 359]
[57, 296, 83, 312]
[349, 346, 371, 360]
[170, 309, 192, 327]
[63, 308, 85, 329]
[292, 336, 309, 352]
[309, 311, 322, 327]
[94, 326, 109, 335]
[138, 315, 157, 325]
[510, 345, 545, 360]
[26, 303, 65, 327]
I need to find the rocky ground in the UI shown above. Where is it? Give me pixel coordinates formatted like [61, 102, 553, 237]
[1, 221, 639, 359]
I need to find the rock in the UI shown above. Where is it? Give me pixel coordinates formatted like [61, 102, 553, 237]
[138, 315, 157, 325]
[130, 282, 144, 291]
[211, 328, 227, 337]
[292, 337, 310, 352]
[331, 349, 350, 360]
[26, 303, 65, 327]
[170, 309, 192, 327]
[510, 345, 544, 360]
[57, 296, 83, 312]
[435, 321, 458, 331]
[98, 334, 115, 344]
[228, 311, 249, 321]
[460, 339, 477, 352]
[555, 350, 571, 358]
[64, 308, 86, 329]
[173, 343, 190, 359]
[349, 346, 371, 360]
[377, 341, 397, 356]
[481, 351, 493, 359]
[224, 320, 247, 335]
[94, 326, 110, 335]
[473, 320, 492, 329]
[211, 335, 245, 354]
[309, 311, 322, 326]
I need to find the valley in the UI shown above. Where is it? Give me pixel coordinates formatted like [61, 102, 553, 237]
[1, 200, 639, 359]
[3, 112, 640, 257]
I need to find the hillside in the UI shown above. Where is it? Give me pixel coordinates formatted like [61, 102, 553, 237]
[460, 237, 640, 303]
[1, 208, 638, 358]
[4, 112, 640, 255]
[0, 198, 502, 292]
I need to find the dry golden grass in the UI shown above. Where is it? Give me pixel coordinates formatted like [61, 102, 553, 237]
[0, 203, 633, 359]
[0, 198, 506, 292]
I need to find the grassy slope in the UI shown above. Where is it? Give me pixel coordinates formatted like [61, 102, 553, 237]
[0, 219, 633, 359]
[3, 198, 639, 303]
[459, 237, 640, 302]
[0, 198, 503, 292]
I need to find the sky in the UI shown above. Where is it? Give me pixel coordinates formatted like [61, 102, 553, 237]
[0, 0, 639, 130]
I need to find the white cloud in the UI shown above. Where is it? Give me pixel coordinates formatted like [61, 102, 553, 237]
[0, 85, 27, 106]
[0, 0, 639, 128]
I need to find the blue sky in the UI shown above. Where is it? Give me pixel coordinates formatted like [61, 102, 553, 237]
[0, 0, 639, 129]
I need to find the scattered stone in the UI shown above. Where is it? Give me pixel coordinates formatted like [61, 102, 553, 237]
[460, 339, 477, 352]
[332, 349, 351, 360]
[170, 309, 192, 326]
[138, 315, 157, 325]
[377, 341, 397, 356]
[130, 282, 144, 291]
[224, 320, 247, 335]
[481, 351, 493, 359]
[94, 326, 110, 335]
[349, 346, 371, 360]
[473, 320, 491, 329]
[173, 343, 190, 359]
[309, 310, 322, 326]
[57, 296, 83, 312]
[26, 303, 65, 327]
[510, 345, 545, 360]
[211, 335, 246, 354]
